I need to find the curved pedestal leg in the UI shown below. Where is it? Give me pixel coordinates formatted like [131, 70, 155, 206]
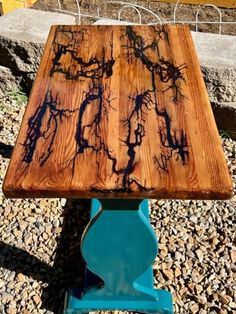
[64, 199, 173, 314]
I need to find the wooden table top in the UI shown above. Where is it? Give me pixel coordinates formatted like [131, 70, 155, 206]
[3, 25, 232, 199]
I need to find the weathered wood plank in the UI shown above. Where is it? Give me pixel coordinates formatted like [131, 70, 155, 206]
[3, 25, 233, 199]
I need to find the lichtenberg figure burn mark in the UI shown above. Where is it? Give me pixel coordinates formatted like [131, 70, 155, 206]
[50, 26, 118, 177]
[22, 90, 77, 167]
[22, 25, 189, 187]
[22, 26, 116, 171]
[124, 26, 188, 173]
[50, 27, 115, 81]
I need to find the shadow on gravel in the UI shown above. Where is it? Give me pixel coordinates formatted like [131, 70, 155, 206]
[0, 142, 13, 158]
[41, 199, 91, 313]
[0, 199, 91, 314]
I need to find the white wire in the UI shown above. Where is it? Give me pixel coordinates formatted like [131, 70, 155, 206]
[118, 5, 142, 24]
[107, 1, 162, 25]
[50, 0, 234, 34]
[55, 0, 80, 25]
[173, 0, 180, 23]
[56, 0, 61, 10]
[196, 4, 222, 34]
[74, 0, 81, 25]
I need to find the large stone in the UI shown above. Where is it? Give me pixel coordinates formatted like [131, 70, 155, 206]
[211, 102, 236, 139]
[0, 8, 75, 93]
[191, 31, 236, 139]
[191, 31, 236, 104]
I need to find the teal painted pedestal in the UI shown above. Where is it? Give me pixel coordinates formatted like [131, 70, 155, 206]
[63, 199, 173, 314]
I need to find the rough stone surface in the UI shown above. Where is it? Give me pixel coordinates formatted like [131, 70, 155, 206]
[0, 8, 75, 95]
[191, 31, 236, 70]
[212, 102, 236, 139]
[193, 32, 236, 139]
[0, 8, 75, 43]
[0, 66, 21, 96]
[201, 66, 236, 104]
[0, 34, 43, 73]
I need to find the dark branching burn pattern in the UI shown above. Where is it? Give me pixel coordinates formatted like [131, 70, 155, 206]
[124, 26, 188, 173]
[22, 25, 189, 189]
[50, 26, 118, 176]
[50, 26, 115, 81]
[22, 90, 76, 167]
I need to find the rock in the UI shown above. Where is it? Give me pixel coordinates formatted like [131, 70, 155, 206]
[45, 225, 52, 234]
[175, 252, 183, 261]
[191, 31, 236, 140]
[175, 267, 182, 278]
[195, 284, 203, 294]
[32, 294, 41, 305]
[196, 249, 204, 263]
[6, 308, 16, 314]
[218, 293, 231, 305]
[189, 215, 198, 224]
[24, 233, 32, 245]
[60, 198, 67, 207]
[230, 249, 236, 264]
[212, 102, 236, 140]
[189, 302, 199, 313]
[229, 301, 236, 309]
[191, 31, 236, 103]
[1, 292, 14, 303]
[0, 66, 21, 96]
[0, 279, 5, 288]
[158, 243, 168, 258]
[16, 273, 25, 282]
[52, 227, 62, 234]
[161, 265, 174, 281]
[6, 272, 15, 282]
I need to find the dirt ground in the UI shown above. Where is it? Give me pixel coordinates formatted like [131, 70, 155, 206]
[32, 0, 236, 35]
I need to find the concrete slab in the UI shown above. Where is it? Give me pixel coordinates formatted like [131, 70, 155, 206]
[0, 8, 75, 43]
[191, 31, 236, 69]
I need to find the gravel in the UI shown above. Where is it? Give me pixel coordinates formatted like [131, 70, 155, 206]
[0, 94, 235, 313]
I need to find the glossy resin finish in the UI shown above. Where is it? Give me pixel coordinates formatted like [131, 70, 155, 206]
[3, 25, 232, 199]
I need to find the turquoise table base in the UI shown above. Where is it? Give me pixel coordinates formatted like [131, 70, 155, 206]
[63, 199, 173, 314]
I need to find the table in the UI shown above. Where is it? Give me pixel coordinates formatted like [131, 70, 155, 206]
[3, 25, 232, 314]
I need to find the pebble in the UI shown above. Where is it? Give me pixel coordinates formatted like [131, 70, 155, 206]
[161, 267, 174, 281]
[16, 273, 25, 282]
[230, 250, 236, 263]
[174, 267, 182, 278]
[33, 294, 41, 305]
[189, 302, 199, 313]
[196, 249, 204, 263]
[52, 227, 62, 234]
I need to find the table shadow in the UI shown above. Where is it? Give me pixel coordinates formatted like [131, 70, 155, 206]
[0, 199, 91, 314]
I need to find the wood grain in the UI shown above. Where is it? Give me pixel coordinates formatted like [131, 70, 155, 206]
[3, 25, 233, 199]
